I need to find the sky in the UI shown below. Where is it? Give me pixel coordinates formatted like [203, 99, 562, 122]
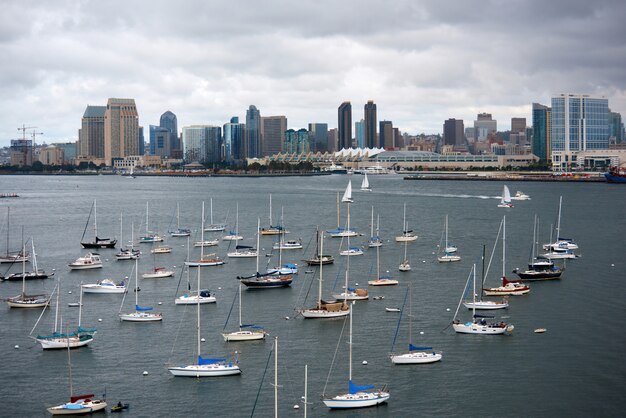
[1, 0, 625, 147]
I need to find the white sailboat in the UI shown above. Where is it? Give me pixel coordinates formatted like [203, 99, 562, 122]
[368, 239, 398, 286]
[367, 208, 383, 247]
[322, 303, 390, 409]
[463, 245, 509, 310]
[437, 215, 461, 262]
[338, 202, 363, 257]
[328, 192, 358, 238]
[0, 207, 29, 263]
[68, 252, 102, 270]
[139, 202, 164, 243]
[176, 236, 216, 304]
[169, 202, 191, 237]
[260, 194, 288, 235]
[452, 264, 513, 335]
[341, 180, 354, 203]
[390, 285, 442, 364]
[204, 197, 227, 232]
[300, 232, 350, 319]
[333, 212, 368, 301]
[222, 202, 243, 241]
[222, 283, 267, 341]
[46, 332, 107, 415]
[142, 248, 174, 278]
[118, 257, 162, 322]
[360, 173, 372, 191]
[115, 216, 141, 260]
[497, 185, 514, 208]
[187, 202, 225, 267]
[395, 203, 417, 242]
[542, 196, 579, 251]
[168, 262, 241, 377]
[7, 240, 50, 308]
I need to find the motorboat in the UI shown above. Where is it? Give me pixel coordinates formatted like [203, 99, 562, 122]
[81, 278, 126, 294]
[68, 253, 103, 270]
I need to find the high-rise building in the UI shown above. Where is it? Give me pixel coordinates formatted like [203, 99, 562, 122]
[308, 123, 328, 152]
[532, 103, 551, 161]
[327, 128, 338, 152]
[223, 116, 245, 162]
[284, 128, 310, 154]
[511, 118, 526, 133]
[551, 93, 609, 169]
[364, 100, 377, 148]
[355, 120, 364, 148]
[51, 142, 77, 163]
[78, 105, 106, 158]
[262, 116, 287, 156]
[609, 111, 624, 144]
[443, 119, 465, 146]
[104, 98, 140, 165]
[245, 105, 261, 158]
[160, 110, 179, 152]
[182, 125, 222, 164]
[337, 102, 352, 150]
[149, 125, 172, 157]
[379, 120, 393, 149]
[10, 139, 32, 166]
[474, 113, 497, 141]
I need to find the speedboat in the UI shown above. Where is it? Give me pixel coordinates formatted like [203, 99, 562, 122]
[511, 191, 531, 200]
[68, 253, 102, 270]
[81, 278, 126, 294]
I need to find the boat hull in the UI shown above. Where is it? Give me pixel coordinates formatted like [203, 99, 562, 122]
[221, 330, 266, 341]
[463, 301, 509, 310]
[323, 392, 390, 409]
[81, 286, 126, 294]
[7, 298, 49, 308]
[80, 241, 116, 249]
[390, 352, 442, 364]
[142, 270, 174, 279]
[368, 279, 399, 286]
[437, 255, 461, 262]
[47, 399, 107, 415]
[240, 277, 293, 288]
[452, 323, 511, 334]
[175, 295, 216, 304]
[37, 335, 94, 349]
[514, 269, 562, 281]
[185, 259, 225, 267]
[119, 312, 162, 322]
[168, 364, 241, 377]
[395, 235, 417, 242]
[300, 308, 350, 319]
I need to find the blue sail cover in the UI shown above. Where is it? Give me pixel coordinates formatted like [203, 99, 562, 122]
[77, 326, 97, 333]
[136, 304, 153, 311]
[473, 314, 494, 318]
[409, 344, 433, 351]
[241, 324, 264, 329]
[235, 245, 253, 250]
[198, 356, 225, 365]
[349, 380, 375, 394]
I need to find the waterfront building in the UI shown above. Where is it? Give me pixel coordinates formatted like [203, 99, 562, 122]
[443, 119, 465, 147]
[104, 98, 140, 165]
[51, 142, 77, 163]
[262, 116, 287, 156]
[338, 101, 352, 150]
[609, 111, 624, 144]
[10, 139, 32, 166]
[284, 128, 310, 154]
[327, 128, 338, 152]
[246, 105, 261, 158]
[38, 146, 64, 165]
[149, 125, 172, 157]
[511, 117, 526, 133]
[223, 117, 245, 162]
[308, 123, 328, 152]
[364, 100, 377, 148]
[379, 120, 393, 149]
[78, 105, 106, 158]
[474, 113, 497, 141]
[160, 111, 179, 151]
[551, 93, 609, 171]
[354, 119, 364, 149]
[182, 125, 222, 164]
[532, 103, 551, 162]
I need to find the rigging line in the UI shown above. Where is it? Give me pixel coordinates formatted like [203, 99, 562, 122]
[222, 286, 239, 331]
[117, 261, 136, 315]
[322, 313, 349, 396]
[80, 200, 94, 241]
[250, 345, 274, 418]
[29, 282, 57, 336]
[484, 218, 504, 287]
[390, 284, 410, 353]
[451, 266, 474, 325]
[167, 301, 190, 362]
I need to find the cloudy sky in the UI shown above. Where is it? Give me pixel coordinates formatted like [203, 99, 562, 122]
[1, 0, 625, 146]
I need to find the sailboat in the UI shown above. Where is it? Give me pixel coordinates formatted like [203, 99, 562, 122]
[513, 215, 563, 281]
[175, 236, 217, 304]
[483, 217, 531, 296]
[300, 232, 350, 318]
[167, 263, 241, 377]
[395, 203, 417, 242]
[266, 208, 299, 275]
[398, 236, 411, 272]
[360, 173, 372, 191]
[118, 257, 163, 322]
[169, 202, 191, 237]
[368, 237, 399, 286]
[367, 208, 383, 247]
[462, 245, 509, 310]
[452, 264, 514, 335]
[328, 192, 358, 238]
[241, 218, 293, 289]
[138, 202, 164, 243]
[390, 285, 442, 364]
[322, 302, 390, 409]
[542, 196, 579, 251]
[7, 240, 50, 308]
[497, 185, 514, 208]
[333, 214, 368, 301]
[303, 228, 335, 266]
[46, 331, 107, 415]
[338, 202, 363, 256]
[0, 207, 30, 263]
[260, 194, 288, 235]
[222, 203, 243, 241]
[437, 215, 461, 262]
[186, 202, 225, 267]
[115, 217, 141, 260]
[80, 200, 117, 248]
[4, 237, 53, 281]
[342, 179, 354, 203]
[222, 279, 267, 341]
[204, 198, 227, 232]
[142, 247, 175, 278]
[34, 280, 96, 348]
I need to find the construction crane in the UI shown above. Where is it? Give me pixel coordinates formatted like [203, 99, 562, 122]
[16, 124, 39, 165]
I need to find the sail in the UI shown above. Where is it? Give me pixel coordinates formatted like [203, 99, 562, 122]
[409, 344, 433, 351]
[502, 185, 512, 203]
[349, 379, 375, 394]
[135, 304, 153, 311]
[341, 181, 353, 202]
[198, 356, 225, 365]
[361, 174, 369, 189]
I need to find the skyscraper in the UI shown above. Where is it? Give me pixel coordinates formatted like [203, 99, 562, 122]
[308, 123, 328, 152]
[160, 110, 179, 152]
[532, 103, 551, 161]
[379, 120, 393, 149]
[551, 93, 609, 169]
[149, 125, 172, 157]
[78, 105, 106, 158]
[284, 129, 310, 154]
[609, 111, 624, 144]
[182, 125, 222, 164]
[443, 119, 465, 146]
[223, 116, 245, 162]
[364, 100, 377, 148]
[104, 98, 140, 165]
[262, 116, 287, 156]
[246, 105, 261, 158]
[511, 118, 526, 133]
[474, 113, 497, 141]
[337, 102, 352, 150]
[355, 119, 364, 148]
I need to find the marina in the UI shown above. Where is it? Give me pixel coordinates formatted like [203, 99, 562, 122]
[0, 174, 623, 417]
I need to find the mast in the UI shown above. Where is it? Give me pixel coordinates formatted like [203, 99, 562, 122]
[200, 202, 205, 260]
[186, 235, 191, 291]
[31, 239, 38, 274]
[134, 256, 139, 310]
[78, 282, 83, 327]
[370, 206, 374, 238]
[66, 321, 73, 399]
[196, 255, 201, 362]
[93, 199, 98, 238]
[348, 302, 353, 383]
[317, 232, 324, 307]
[119, 212, 123, 249]
[54, 276, 60, 332]
[502, 216, 506, 278]
[336, 192, 340, 228]
[269, 194, 273, 227]
[472, 264, 477, 321]
[235, 202, 239, 236]
[274, 337, 278, 418]
[5, 207, 9, 257]
[304, 364, 308, 418]
[145, 202, 149, 235]
[176, 202, 181, 230]
[237, 280, 242, 330]
[20, 239, 26, 296]
[408, 284, 413, 346]
[444, 215, 448, 250]
[531, 215, 538, 262]
[255, 218, 261, 274]
[345, 204, 350, 303]
[210, 198, 214, 225]
[556, 196, 562, 239]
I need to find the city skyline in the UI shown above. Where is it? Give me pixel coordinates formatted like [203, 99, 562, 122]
[1, 0, 625, 147]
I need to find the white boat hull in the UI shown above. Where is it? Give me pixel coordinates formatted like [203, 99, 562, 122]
[222, 235, 243, 241]
[332, 292, 368, 301]
[227, 251, 258, 258]
[7, 297, 49, 308]
[185, 259, 225, 267]
[452, 322, 511, 334]
[221, 330, 266, 341]
[329, 231, 358, 238]
[175, 295, 216, 304]
[168, 364, 241, 377]
[390, 352, 442, 364]
[300, 308, 350, 319]
[68, 263, 102, 270]
[37, 335, 94, 349]
[47, 399, 107, 415]
[395, 235, 417, 242]
[438, 255, 461, 262]
[119, 312, 162, 322]
[463, 301, 509, 310]
[81, 286, 126, 294]
[340, 249, 364, 256]
[142, 270, 174, 279]
[323, 391, 390, 409]
[194, 240, 219, 247]
[368, 279, 399, 286]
